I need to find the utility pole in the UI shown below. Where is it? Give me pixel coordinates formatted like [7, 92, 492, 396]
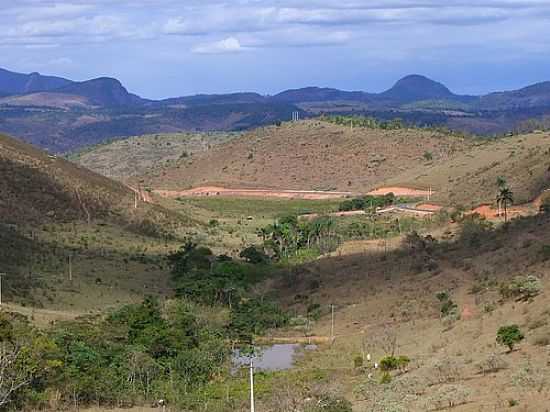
[0, 273, 5, 306]
[249, 358, 255, 412]
[68, 254, 73, 282]
[331, 304, 335, 344]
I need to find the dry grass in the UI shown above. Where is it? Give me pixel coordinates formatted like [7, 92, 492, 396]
[385, 131, 550, 206]
[70, 131, 241, 181]
[268, 213, 550, 411]
[133, 120, 472, 192]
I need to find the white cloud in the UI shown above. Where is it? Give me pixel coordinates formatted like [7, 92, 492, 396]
[192, 37, 245, 54]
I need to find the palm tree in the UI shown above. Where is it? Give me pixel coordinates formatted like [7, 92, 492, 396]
[497, 187, 514, 222]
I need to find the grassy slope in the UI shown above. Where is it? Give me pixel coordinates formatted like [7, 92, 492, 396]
[384, 131, 550, 206]
[70, 131, 242, 181]
[0, 133, 193, 311]
[267, 214, 550, 411]
[135, 120, 473, 192]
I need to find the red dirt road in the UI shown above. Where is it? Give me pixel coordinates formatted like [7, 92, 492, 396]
[153, 185, 435, 201]
[154, 186, 355, 200]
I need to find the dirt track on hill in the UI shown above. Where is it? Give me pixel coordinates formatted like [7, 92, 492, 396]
[153, 185, 434, 201]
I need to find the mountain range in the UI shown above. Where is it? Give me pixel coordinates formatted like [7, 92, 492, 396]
[2, 67, 550, 152]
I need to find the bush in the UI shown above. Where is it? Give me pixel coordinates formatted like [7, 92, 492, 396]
[310, 395, 353, 412]
[239, 246, 269, 264]
[436, 291, 458, 319]
[353, 356, 364, 368]
[459, 215, 493, 247]
[500, 275, 542, 301]
[497, 325, 524, 352]
[379, 355, 410, 372]
[476, 353, 508, 375]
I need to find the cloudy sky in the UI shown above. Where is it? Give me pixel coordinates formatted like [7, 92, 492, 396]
[2, 0, 550, 99]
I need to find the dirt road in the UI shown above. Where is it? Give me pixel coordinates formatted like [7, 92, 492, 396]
[152, 185, 435, 201]
[154, 186, 355, 200]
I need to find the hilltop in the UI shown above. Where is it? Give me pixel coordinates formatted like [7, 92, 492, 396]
[70, 131, 242, 181]
[0, 68, 72, 95]
[133, 120, 472, 192]
[384, 131, 550, 206]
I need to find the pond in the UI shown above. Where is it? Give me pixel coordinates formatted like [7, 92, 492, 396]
[232, 343, 317, 372]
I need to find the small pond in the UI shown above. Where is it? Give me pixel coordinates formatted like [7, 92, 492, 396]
[232, 343, 317, 372]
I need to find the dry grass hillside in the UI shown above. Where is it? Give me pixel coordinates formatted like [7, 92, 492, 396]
[70, 131, 241, 181]
[264, 212, 550, 411]
[135, 120, 472, 192]
[0, 132, 134, 224]
[0, 133, 192, 310]
[384, 131, 550, 207]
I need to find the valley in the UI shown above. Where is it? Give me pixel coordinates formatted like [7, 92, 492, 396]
[2, 117, 550, 412]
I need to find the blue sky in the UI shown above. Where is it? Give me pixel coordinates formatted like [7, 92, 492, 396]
[2, 0, 550, 99]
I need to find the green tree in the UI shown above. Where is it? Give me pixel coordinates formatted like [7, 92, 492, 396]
[496, 325, 524, 352]
[497, 186, 514, 223]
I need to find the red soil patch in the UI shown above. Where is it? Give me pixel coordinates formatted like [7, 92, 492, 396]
[154, 186, 354, 200]
[461, 305, 475, 321]
[470, 204, 528, 220]
[367, 186, 434, 198]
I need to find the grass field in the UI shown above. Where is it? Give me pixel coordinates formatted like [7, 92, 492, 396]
[176, 197, 342, 219]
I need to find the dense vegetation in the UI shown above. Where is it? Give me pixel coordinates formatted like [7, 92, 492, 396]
[0, 298, 229, 410]
[338, 194, 399, 212]
[0, 240, 294, 411]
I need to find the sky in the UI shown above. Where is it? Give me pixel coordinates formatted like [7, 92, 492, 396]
[2, 0, 550, 99]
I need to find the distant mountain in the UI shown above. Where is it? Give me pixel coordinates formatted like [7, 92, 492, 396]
[163, 92, 266, 107]
[56, 77, 145, 107]
[272, 87, 370, 103]
[379, 74, 461, 104]
[0, 68, 72, 95]
[4, 67, 550, 152]
[479, 81, 550, 110]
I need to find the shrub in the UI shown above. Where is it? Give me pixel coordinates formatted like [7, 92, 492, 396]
[476, 353, 508, 375]
[500, 275, 542, 301]
[310, 395, 353, 412]
[239, 246, 269, 264]
[497, 325, 524, 352]
[353, 356, 364, 369]
[423, 151, 433, 161]
[436, 291, 459, 319]
[436, 291, 450, 302]
[459, 214, 492, 247]
[379, 355, 410, 371]
[307, 303, 322, 321]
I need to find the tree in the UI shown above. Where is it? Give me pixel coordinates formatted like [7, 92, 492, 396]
[239, 246, 269, 264]
[497, 186, 514, 222]
[496, 325, 524, 352]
